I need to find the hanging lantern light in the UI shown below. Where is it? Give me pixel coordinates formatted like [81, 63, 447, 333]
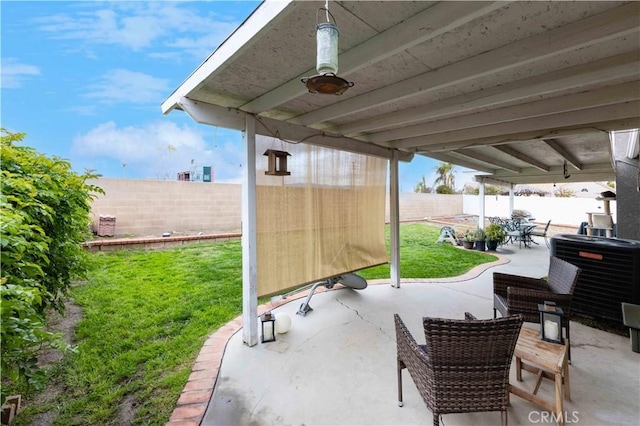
[301, 2, 353, 95]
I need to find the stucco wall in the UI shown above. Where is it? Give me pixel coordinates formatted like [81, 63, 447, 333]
[89, 178, 242, 236]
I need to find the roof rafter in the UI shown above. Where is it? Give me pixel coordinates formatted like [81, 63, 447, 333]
[544, 139, 583, 170]
[238, 1, 506, 114]
[492, 145, 550, 172]
[418, 152, 495, 174]
[489, 163, 614, 184]
[387, 101, 640, 150]
[290, 3, 639, 126]
[454, 149, 522, 173]
[363, 81, 639, 144]
[416, 121, 640, 153]
[337, 52, 639, 136]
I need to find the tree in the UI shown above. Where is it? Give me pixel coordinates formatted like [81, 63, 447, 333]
[435, 184, 454, 194]
[554, 187, 576, 198]
[1, 129, 103, 402]
[414, 175, 432, 193]
[433, 162, 455, 192]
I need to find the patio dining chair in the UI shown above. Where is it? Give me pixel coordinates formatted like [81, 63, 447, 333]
[493, 256, 581, 361]
[501, 217, 521, 245]
[529, 220, 551, 247]
[394, 312, 523, 426]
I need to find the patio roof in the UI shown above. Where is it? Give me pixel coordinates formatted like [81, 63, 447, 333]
[162, 1, 640, 185]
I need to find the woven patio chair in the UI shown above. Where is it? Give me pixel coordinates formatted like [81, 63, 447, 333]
[394, 312, 523, 426]
[493, 256, 581, 361]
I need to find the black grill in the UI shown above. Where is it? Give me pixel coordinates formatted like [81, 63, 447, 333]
[550, 234, 640, 324]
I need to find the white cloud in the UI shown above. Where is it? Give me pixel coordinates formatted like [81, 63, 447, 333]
[0, 58, 40, 89]
[72, 121, 244, 181]
[33, 2, 248, 58]
[84, 69, 170, 104]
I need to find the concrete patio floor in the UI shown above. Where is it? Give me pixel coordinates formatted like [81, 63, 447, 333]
[201, 241, 640, 426]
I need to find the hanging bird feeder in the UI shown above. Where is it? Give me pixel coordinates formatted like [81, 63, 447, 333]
[264, 149, 291, 176]
[301, 3, 353, 95]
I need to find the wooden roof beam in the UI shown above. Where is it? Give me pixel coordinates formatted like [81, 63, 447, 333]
[363, 81, 639, 144]
[339, 53, 639, 137]
[239, 2, 505, 114]
[492, 145, 550, 172]
[454, 149, 522, 174]
[291, 3, 639, 126]
[544, 139, 583, 170]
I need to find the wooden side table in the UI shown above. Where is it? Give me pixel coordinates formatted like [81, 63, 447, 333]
[509, 327, 570, 426]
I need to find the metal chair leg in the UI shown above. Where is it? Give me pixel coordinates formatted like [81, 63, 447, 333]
[397, 360, 404, 407]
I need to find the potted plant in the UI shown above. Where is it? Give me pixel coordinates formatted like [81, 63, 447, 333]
[474, 228, 486, 251]
[462, 232, 475, 249]
[485, 223, 507, 251]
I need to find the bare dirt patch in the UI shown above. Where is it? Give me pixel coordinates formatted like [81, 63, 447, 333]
[37, 300, 83, 368]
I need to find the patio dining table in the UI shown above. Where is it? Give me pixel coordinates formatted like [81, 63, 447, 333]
[500, 219, 538, 249]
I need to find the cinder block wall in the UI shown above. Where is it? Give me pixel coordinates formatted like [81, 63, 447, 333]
[386, 193, 463, 222]
[89, 178, 464, 237]
[88, 178, 241, 236]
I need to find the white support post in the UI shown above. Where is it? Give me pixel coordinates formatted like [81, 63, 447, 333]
[478, 179, 486, 229]
[509, 184, 515, 217]
[390, 150, 401, 288]
[242, 115, 258, 347]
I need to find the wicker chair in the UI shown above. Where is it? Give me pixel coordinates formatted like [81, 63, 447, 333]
[493, 256, 581, 361]
[394, 312, 523, 426]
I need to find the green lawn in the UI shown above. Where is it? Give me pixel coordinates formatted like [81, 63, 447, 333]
[15, 222, 495, 425]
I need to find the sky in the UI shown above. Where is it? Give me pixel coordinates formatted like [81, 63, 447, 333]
[1, 1, 475, 192]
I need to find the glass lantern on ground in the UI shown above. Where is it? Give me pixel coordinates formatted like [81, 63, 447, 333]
[260, 312, 276, 343]
[538, 302, 564, 344]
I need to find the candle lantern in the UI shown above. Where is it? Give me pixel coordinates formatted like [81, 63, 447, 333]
[260, 311, 276, 343]
[538, 302, 564, 344]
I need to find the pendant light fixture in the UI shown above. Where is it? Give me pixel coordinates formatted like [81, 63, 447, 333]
[301, 0, 354, 95]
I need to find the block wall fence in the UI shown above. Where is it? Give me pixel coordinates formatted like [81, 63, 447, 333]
[89, 178, 601, 237]
[88, 178, 463, 237]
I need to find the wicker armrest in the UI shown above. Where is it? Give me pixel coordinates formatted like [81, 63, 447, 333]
[494, 272, 547, 297]
[394, 314, 431, 367]
[506, 287, 572, 315]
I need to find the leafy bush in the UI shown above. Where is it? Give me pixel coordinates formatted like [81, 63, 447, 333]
[1, 129, 102, 402]
[435, 184, 454, 194]
[473, 227, 486, 241]
[554, 188, 576, 198]
[485, 223, 507, 244]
